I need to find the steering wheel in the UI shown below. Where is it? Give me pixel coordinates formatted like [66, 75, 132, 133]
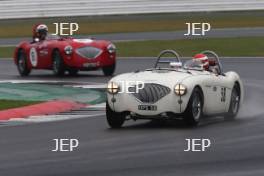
[201, 50, 223, 75]
[154, 50, 182, 68]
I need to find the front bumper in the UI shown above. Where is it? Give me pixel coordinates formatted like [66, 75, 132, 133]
[107, 91, 189, 116]
[63, 51, 115, 69]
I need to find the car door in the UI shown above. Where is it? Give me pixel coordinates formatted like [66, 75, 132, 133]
[210, 73, 232, 113]
[36, 40, 50, 69]
[28, 40, 50, 69]
[28, 42, 39, 68]
[202, 73, 221, 114]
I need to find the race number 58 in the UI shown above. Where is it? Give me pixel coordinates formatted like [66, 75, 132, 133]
[221, 87, 226, 102]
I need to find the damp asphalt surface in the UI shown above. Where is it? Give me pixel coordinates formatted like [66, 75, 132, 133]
[0, 57, 264, 176]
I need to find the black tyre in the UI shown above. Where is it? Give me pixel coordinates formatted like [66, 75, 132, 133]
[17, 49, 31, 76]
[68, 69, 79, 76]
[52, 50, 65, 76]
[225, 84, 240, 120]
[102, 63, 115, 76]
[106, 101, 125, 128]
[184, 87, 203, 126]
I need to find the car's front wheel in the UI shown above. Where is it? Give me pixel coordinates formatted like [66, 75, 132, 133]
[52, 50, 65, 76]
[184, 87, 203, 126]
[102, 63, 115, 76]
[106, 102, 126, 128]
[17, 49, 31, 76]
[225, 84, 240, 120]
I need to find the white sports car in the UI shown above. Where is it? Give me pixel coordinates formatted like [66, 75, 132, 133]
[106, 50, 244, 128]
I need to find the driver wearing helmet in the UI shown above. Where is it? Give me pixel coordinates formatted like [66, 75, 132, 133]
[193, 53, 220, 74]
[193, 53, 209, 71]
[32, 24, 48, 42]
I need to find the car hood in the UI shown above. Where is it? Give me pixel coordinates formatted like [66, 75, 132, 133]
[110, 69, 197, 88]
[66, 38, 111, 49]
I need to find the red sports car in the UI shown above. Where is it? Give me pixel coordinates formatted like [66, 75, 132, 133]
[14, 36, 116, 76]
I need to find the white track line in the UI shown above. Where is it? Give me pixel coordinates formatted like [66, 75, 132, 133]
[86, 103, 106, 109]
[67, 84, 106, 89]
[0, 80, 104, 85]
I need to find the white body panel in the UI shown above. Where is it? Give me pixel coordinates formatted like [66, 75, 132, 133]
[107, 69, 244, 117]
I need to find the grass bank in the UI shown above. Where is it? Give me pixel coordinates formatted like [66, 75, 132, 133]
[116, 37, 264, 57]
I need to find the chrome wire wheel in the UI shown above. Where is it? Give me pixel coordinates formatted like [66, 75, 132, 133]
[52, 50, 65, 76]
[231, 88, 240, 115]
[192, 93, 202, 121]
[184, 87, 203, 126]
[17, 49, 31, 76]
[18, 55, 26, 72]
[53, 54, 60, 74]
[225, 84, 241, 120]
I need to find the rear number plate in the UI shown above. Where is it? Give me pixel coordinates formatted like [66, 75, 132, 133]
[138, 105, 157, 111]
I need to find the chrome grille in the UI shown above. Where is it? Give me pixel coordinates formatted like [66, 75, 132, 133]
[76, 46, 102, 59]
[130, 83, 171, 103]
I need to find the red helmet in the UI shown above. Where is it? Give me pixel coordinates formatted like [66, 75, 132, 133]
[193, 53, 209, 70]
[32, 24, 48, 40]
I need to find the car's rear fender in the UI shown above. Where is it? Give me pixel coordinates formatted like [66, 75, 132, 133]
[225, 71, 244, 106]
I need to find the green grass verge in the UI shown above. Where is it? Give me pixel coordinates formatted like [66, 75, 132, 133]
[1, 11, 264, 38]
[116, 37, 264, 57]
[0, 47, 14, 58]
[1, 37, 264, 58]
[0, 100, 42, 111]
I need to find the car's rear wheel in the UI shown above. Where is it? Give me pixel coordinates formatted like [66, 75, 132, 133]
[225, 84, 240, 120]
[102, 63, 115, 76]
[17, 49, 31, 76]
[184, 87, 203, 126]
[106, 101, 126, 128]
[52, 50, 65, 76]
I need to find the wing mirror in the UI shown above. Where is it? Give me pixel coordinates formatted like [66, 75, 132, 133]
[170, 62, 182, 68]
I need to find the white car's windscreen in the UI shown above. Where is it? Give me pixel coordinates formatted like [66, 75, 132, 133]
[46, 34, 60, 40]
[184, 59, 204, 71]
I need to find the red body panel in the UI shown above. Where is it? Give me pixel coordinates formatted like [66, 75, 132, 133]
[14, 38, 116, 71]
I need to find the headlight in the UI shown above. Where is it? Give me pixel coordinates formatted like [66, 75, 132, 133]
[64, 45, 73, 55]
[107, 82, 119, 94]
[174, 84, 187, 96]
[107, 43, 116, 54]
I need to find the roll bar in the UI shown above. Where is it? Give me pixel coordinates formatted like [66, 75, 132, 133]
[154, 50, 182, 68]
